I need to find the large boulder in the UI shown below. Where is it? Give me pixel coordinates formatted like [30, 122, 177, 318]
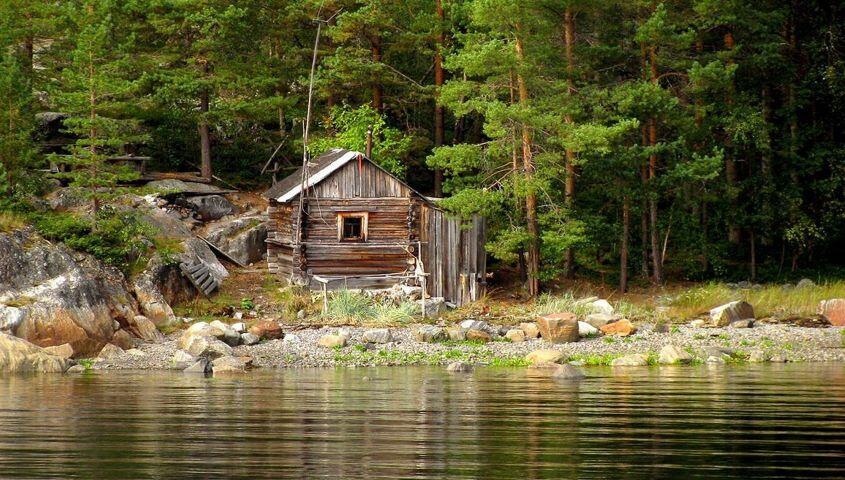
[0, 332, 72, 373]
[536, 313, 579, 343]
[819, 299, 845, 326]
[658, 344, 693, 364]
[127, 315, 164, 343]
[0, 229, 141, 357]
[709, 301, 754, 327]
[185, 195, 236, 221]
[204, 215, 268, 265]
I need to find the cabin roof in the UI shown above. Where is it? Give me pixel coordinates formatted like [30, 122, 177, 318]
[262, 148, 435, 205]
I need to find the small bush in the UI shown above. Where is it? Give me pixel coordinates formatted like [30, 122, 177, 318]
[324, 290, 374, 323]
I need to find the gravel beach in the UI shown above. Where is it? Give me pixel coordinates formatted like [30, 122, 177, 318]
[92, 322, 845, 371]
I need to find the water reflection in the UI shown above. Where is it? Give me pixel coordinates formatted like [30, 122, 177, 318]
[1, 364, 844, 479]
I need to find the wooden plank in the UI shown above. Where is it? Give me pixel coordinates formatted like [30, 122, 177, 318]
[198, 235, 246, 268]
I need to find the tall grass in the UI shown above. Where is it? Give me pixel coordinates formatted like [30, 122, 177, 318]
[323, 290, 419, 326]
[666, 281, 845, 319]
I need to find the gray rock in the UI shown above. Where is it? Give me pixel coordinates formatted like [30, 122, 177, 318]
[611, 353, 649, 366]
[172, 350, 195, 367]
[204, 215, 268, 265]
[240, 332, 260, 346]
[700, 346, 734, 360]
[590, 299, 615, 315]
[128, 315, 165, 343]
[146, 179, 229, 196]
[362, 328, 393, 344]
[706, 355, 726, 364]
[796, 278, 816, 289]
[282, 333, 302, 344]
[0, 332, 73, 373]
[415, 325, 447, 343]
[652, 322, 670, 333]
[446, 361, 473, 373]
[182, 335, 233, 359]
[770, 353, 788, 363]
[66, 364, 86, 374]
[184, 358, 210, 374]
[551, 364, 586, 380]
[658, 344, 693, 364]
[125, 348, 146, 357]
[424, 297, 447, 318]
[210, 320, 241, 346]
[184, 195, 236, 221]
[709, 301, 755, 327]
[317, 334, 346, 348]
[231, 322, 247, 333]
[505, 329, 525, 343]
[0, 229, 139, 357]
[43, 343, 74, 359]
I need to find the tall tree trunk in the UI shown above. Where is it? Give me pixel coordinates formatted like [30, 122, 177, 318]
[620, 195, 630, 292]
[639, 46, 649, 280]
[371, 36, 383, 113]
[433, 0, 445, 197]
[648, 46, 662, 284]
[514, 31, 540, 297]
[198, 61, 212, 180]
[562, 7, 577, 278]
[724, 31, 741, 245]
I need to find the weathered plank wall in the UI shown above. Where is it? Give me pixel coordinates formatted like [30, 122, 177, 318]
[419, 202, 486, 306]
[310, 159, 410, 198]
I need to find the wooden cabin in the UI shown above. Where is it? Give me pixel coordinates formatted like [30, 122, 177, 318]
[262, 148, 486, 306]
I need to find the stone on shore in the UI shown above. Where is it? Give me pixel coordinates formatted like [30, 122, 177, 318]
[536, 313, 579, 343]
[709, 301, 754, 327]
[519, 322, 540, 339]
[212, 355, 250, 374]
[423, 297, 447, 318]
[446, 361, 473, 373]
[578, 321, 599, 337]
[770, 352, 788, 363]
[97, 343, 125, 360]
[317, 334, 347, 348]
[526, 349, 565, 365]
[248, 321, 284, 340]
[231, 322, 247, 333]
[551, 363, 586, 380]
[505, 329, 525, 343]
[415, 325, 446, 343]
[240, 332, 260, 346]
[590, 299, 615, 315]
[749, 350, 769, 362]
[446, 326, 466, 341]
[584, 313, 619, 329]
[0, 332, 72, 373]
[658, 345, 693, 364]
[611, 353, 649, 366]
[600, 319, 637, 336]
[184, 358, 210, 374]
[128, 315, 164, 343]
[178, 322, 223, 348]
[819, 299, 845, 326]
[182, 335, 233, 359]
[66, 364, 86, 374]
[362, 328, 393, 344]
[210, 320, 241, 346]
[466, 329, 492, 343]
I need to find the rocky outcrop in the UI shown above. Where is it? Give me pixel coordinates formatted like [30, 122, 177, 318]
[0, 229, 141, 357]
[185, 195, 236, 221]
[204, 215, 268, 265]
[0, 332, 72, 373]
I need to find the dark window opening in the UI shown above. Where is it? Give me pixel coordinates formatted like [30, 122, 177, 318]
[342, 216, 363, 241]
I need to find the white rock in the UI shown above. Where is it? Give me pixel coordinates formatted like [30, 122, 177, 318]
[240, 332, 260, 346]
[282, 334, 302, 344]
[658, 344, 693, 364]
[590, 299, 615, 315]
[611, 353, 649, 366]
[709, 301, 754, 327]
[231, 322, 247, 333]
[362, 328, 393, 344]
[173, 350, 195, 364]
[578, 321, 599, 337]
[505, 329, 525, 343]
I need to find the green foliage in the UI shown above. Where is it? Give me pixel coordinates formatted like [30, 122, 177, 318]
[312, 105, 413, 177]
[30, 208, 154, 273]
[240, 298, 255, 311]
[323, 289, 419, 326]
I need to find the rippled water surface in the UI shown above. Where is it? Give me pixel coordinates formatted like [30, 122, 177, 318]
[2, 364, 845, 479]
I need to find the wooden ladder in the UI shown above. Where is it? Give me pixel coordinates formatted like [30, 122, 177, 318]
[179, 261, 219, 297]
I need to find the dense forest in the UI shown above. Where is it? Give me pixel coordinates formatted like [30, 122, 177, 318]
[1, 0, 843, 293]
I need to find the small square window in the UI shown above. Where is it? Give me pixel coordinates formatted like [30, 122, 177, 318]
[337, 213, 368, 242]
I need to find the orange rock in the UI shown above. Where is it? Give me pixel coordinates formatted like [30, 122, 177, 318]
[248, 320, 284, 340]
[819, 299, 845, 326]
[600, 319, 637, 336]
[466, 329, 492, 343]
[536, 313, 579, 343]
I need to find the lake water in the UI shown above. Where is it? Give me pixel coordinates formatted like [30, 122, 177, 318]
[1, 364, 844, 479]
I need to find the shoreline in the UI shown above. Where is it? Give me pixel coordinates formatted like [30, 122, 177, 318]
[88, 322, 845, 372]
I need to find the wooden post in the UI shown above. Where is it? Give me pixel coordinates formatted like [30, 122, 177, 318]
[420, 275, 427, 319]
[322, 282, 328, 314]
